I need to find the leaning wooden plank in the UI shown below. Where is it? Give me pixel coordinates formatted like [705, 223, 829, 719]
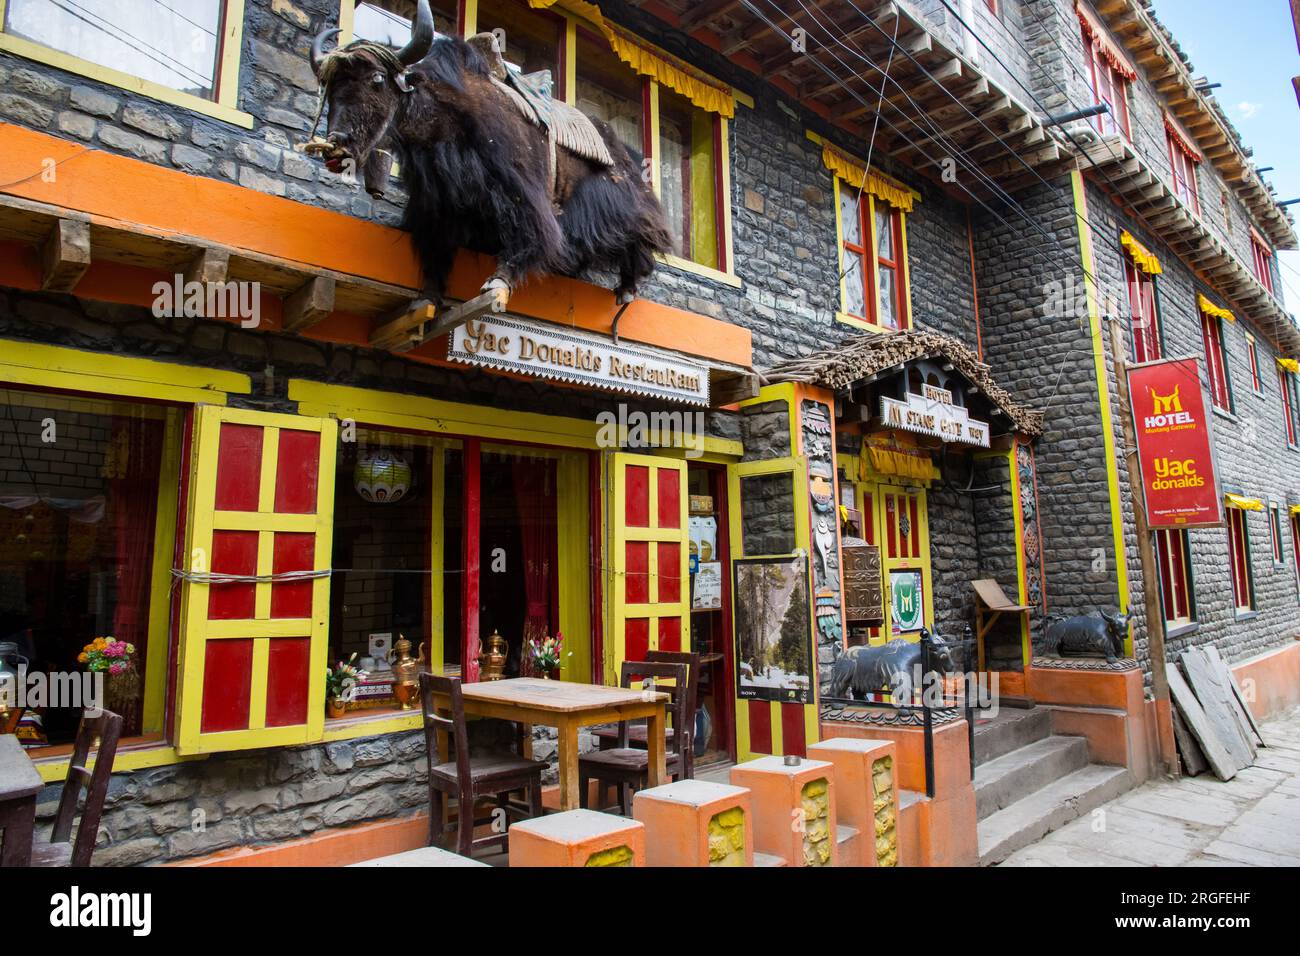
[41, 218, 91, 292]
[1203, 645, 1264, 746]
[1181, 648, 1255, 764]
[1166, 664, 1239, 781]
[1170, 706, 1208, 778]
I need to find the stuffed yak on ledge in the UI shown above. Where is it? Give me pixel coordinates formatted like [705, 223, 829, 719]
[304, 0, 672, 313]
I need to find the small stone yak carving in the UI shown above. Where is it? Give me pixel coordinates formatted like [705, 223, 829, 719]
[1037, 610, 1129, 662]
[828, 628, 957, 703]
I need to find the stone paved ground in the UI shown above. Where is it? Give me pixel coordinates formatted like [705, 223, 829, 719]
[1000, 706, 1300, 866]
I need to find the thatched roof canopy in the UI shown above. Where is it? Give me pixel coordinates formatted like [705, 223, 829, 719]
[765, 329, 1044, 438]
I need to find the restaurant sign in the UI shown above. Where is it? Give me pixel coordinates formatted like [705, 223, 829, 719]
[1126, 357, 1223, 529]
[448, 316, 710, 406]
[880, 384, 990, 447]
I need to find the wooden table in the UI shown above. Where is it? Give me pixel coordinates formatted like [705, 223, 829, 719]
[0, 735, 42, 866]
[440, 678, 669, 811]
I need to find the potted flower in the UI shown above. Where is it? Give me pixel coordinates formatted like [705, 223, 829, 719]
[79, 637, 139, 717]
[526, 632, 570, 680]
[325, 654, 369, 718]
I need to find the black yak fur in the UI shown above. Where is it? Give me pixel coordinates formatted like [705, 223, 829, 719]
[317, 34, 671, 303]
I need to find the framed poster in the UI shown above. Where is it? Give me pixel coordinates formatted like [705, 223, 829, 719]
[734, 556, 813, 704]
[890, 569, 925, 634]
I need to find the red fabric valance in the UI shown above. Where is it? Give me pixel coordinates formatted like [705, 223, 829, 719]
[1077, 2, 1137, 81]
[1164, 113, 1201, 162]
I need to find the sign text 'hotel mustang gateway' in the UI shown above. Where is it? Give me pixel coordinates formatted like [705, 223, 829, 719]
[1126, 357, 1225, 529]
[449, 316, 711, 405]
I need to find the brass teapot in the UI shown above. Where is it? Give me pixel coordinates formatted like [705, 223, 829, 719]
[477, 629, 508, 682]
[387, 634, 425, 709]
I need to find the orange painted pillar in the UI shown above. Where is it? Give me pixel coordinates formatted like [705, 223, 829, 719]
[808, 737, 900, 867]
[632, 780, 754, 867]
[730, 756, 838, 867]
[508, 809, 645, 867]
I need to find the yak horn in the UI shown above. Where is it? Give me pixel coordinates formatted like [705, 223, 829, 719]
[395, 0, 435, 66]
[311, 27, 341, 77]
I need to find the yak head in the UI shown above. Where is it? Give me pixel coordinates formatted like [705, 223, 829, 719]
[310, 0, 436, 198]
[1099, 610, 1130, 657]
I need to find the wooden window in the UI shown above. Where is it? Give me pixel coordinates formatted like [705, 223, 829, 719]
[1281, 367, 1300, 447]
[1082, 26, 1131, 140]
[1246, 333, 1262, 393]
[658, 86, 722, 271]
[474, 0, 563, 92]
[0, 0, 250, 126]
[1165, 129, 1200, 216]
[838, 184, 910, 331]
[1270, 504, 1286, 565]
[1123, 257, 1160, 363]
[1251, 233, 1276, 295]
[1155, 529, 1194, 628]
[1200, 308, 1232, 412]
[1227, 507, 1255, 614]
[574, 26, 646, 157]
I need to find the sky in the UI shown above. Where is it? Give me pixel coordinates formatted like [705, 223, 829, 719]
[1149, 0, 1300, 313]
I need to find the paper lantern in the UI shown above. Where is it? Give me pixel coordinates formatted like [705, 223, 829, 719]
[354, 451, 412, 503]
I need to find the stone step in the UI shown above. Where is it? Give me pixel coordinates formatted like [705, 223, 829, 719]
[973, 707, 1052, 765]
[975, 735, 1090, 821]
[978, 764, 1135, 866]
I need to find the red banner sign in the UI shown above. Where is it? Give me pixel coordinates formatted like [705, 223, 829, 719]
[1126, 357, 1223, 529]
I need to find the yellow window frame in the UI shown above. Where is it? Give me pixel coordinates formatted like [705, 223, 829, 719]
[0, 0, 253, 128]
[832, 174, 915, 334]
[0, 340, 252, 782]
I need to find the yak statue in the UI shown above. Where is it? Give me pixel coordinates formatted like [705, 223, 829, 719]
[828, 628, 958, 705]
[307, 0, 671, 306]
[1037, 610, 1129, 662]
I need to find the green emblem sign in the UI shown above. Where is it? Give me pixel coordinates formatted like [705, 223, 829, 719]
[890, 570, 924, 634]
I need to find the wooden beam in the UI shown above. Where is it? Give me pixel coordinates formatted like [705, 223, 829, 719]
[184, 246, 229, 286]
[41, 218, 90, 292]
[282, 275, 336, 334]
[370, 298, 438, 352]
[711, 370, 761, 407]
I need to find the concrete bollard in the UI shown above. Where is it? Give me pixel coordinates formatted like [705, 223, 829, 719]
[808, 736, 900, 867]
[507, 809, 645, 867]
[730, 756, 838, 867]
[633, 779, 754, 867]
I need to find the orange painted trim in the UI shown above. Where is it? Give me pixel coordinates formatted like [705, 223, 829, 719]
[0, 122, 752, 368]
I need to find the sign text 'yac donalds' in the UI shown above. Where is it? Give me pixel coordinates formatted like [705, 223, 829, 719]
[1126, 357, 1223, 529]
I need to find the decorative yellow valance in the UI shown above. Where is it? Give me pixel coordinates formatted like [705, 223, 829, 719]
[1290, 503, 1300, 516]
[1198, 294, 1235, 323]
[1278, 358, 1300, 375]
[529, 0, 736, 117]
[822, 145, 918, 213]
[1225, 493, 1264, 512]
[1120, 231, 1162, 275]
[858, 435, 938, 483]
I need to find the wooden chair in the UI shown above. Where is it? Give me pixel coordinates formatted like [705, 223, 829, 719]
[32, 708, 122, 867]
[591, 649, 701, 779]
[419, 672, 547, 858]
[579, 661, 689, 816]
[1, 705, 24, 735]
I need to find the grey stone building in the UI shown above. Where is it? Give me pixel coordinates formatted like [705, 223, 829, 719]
[0, 0, 1294, 865]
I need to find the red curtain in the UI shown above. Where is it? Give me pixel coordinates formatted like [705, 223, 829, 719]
[108, 411, 164, 734]
[512, 458, 556, 675]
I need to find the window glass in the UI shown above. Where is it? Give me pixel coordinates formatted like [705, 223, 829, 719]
[842, 250, 866, 318]
[840, 191, 861, 246]
[575, 28, 644, 156]
[1155, 529, 1193, 626]
[1227, 508, 1254, 613]
[3, 0, 224, 98]
[0, 388, 175, 746]
[476, 0, 562, 85]
[658, 86, 719, 269]
[353, 0, 457, 43]
[1201, 311, 1231, 412]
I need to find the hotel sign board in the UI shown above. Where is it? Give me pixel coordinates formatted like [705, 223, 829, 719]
[1126, 357, 1223, 529]
[880, 385, 991, 447]
[448, 316, 710, 406]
